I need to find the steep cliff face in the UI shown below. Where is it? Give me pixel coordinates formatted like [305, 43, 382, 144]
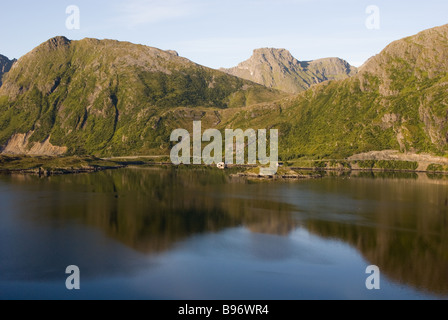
[221, 48, 357, 94]
[0, 54, 16, 87]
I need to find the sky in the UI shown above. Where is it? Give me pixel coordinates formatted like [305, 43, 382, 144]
[0, 0, 447, 68]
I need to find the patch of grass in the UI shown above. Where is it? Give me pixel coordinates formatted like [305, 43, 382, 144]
[374, 160, 419, 171]
[357, 160, 376, 169]
[354, 160, 418, 171]
[427, 164, 448, 172]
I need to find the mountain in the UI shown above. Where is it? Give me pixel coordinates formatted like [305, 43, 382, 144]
[222, 24, 448, 160]
[0, 54, 15, 87]
[0, 37, 285, 156]
[1, 24, 448, 160]
[221, 48, 357, 94]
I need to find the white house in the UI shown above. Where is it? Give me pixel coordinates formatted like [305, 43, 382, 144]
[217, 162, 227, 170]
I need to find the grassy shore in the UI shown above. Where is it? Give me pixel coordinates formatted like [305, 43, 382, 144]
[0, 155, 124, 175]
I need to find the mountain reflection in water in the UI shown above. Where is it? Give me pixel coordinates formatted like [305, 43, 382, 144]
[1, 167, 447, 298]
[4, 167, 298, 253]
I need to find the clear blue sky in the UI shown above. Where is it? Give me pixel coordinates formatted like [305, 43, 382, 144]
[1, 0, 447, 68]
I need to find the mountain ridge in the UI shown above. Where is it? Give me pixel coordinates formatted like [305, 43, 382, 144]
[221, 48, 357, 94]
[1, 24, 448, 160]
[0, 36, 286, 156]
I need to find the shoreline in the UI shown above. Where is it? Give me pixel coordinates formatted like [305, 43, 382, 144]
[0, 155, 125, 176]
[0, 165, 125, 176]
[2, 154, 448, 177]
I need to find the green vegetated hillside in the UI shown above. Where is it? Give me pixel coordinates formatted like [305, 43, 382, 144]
[0, 37, 285, 156]
[1, 24, 448, 161]
[221, 24, 448, 160]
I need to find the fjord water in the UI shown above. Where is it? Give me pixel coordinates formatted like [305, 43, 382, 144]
[0, 167, 447, 300]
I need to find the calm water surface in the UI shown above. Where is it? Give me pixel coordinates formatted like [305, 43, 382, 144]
[0, 167, 447, 300]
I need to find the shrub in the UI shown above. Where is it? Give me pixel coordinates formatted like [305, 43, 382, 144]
[427, 164, 448, 172]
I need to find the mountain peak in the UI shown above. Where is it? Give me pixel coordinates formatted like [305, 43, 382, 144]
[28, 36, 72, 56]
[360, 24, 448, 77]
[357, 23, 448, 96]
[222, 48, 357, 94]
[249, 48, 300, 69]
[44, 36, 72, 49]
[253, 47, 294, 57]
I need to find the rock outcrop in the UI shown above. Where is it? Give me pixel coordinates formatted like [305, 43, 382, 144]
[1, 132, 67, 156]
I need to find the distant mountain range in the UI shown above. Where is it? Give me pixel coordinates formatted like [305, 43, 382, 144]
[221, 48, 357, 94]
[0, 54, 16, 87]
[0, 24, 448, 160]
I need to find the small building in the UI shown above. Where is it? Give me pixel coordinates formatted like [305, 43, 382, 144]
[217, 162, 227, 170]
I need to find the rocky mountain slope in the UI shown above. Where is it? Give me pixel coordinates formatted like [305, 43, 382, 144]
[222, 24, 448, 160]
[0, 37, 285, 156]
[0, 54, 16, 87]
[221, 48, 357, 94]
